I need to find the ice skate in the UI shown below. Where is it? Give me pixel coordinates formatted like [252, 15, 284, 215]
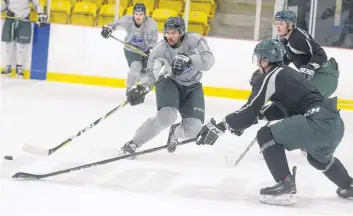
[1, 65, 11, 76]
[336, 178, 353, 200]
[118, 140, 137, 158]
[166, 123, 179, 153]
[16, 65, 24, 79]
[260, 166, 297, 206]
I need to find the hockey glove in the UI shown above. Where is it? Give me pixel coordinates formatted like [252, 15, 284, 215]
[171, 53, 192, 76]
[126, 84, 148, 106]
[196, 118, 226, 145]
[38, 13, 48, 28]
[299, 65, 315, 80]
[249, 69, 262, 86]
[101, 25, 113, 39]
[144, 47, 152, 56]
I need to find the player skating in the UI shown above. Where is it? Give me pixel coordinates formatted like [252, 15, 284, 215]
[100, 3, 158, 93]
[196, 39, 352, 205]
[119, 16, 215, 155]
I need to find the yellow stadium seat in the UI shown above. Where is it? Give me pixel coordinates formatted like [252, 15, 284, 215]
[158, 0, 184, 15]
[52, 0, 77, 8]
[184, 11, 210, 35]
[97, 4, 125, 26]
[152, 8, 178, 33]
[81, 0, 104, 10]
[29, 0, 47, 22]
[50, 1, 71, 24]
[107, 0, 130, 9]
[71, 2, 97, 26]
[132, 0, 157, 11]
[125, 6, 151, 16]
[190, 0, 216, 19]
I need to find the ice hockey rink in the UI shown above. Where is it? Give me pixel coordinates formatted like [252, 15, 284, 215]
[1, 78, 352, 216]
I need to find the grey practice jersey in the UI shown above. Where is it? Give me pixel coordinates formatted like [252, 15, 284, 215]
[141, 33, 215, 87]
[107, 15, 158, 53]
[1, 0, 43, 19]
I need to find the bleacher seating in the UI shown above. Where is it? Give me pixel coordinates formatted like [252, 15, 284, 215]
[97, 4, 124, 26]
[12, 0, 217, 36]
[184, 10, 210, 35]
[50, 0, 72, 24]
[190, 0, 216, 19]
[152, 8, 178, 33]
[71, 2, 97, 26]
[158, 0, 184, 16]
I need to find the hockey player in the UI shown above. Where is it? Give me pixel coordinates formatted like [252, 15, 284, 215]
[100, 3, 158, 92]
[1, 0, 47, 78]
[274, 9, 340, 98]
[196, 39, 352, 205]
[119, 16, 215, 155]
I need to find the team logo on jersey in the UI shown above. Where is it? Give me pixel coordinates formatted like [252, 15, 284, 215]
[129, 34, 145, 45]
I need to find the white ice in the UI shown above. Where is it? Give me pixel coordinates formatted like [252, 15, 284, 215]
[1, 78, 352, 216]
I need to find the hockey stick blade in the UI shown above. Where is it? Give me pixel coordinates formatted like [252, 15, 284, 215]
[12, 138, 197, 180]
[23, 143, 50, 156]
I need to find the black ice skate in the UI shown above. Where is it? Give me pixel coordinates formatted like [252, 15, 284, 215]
[336, 178, 353, 200]
[118, 140, 137, 158]
[166, 123, 179, 153]
[16, 65, 24, 78]
[1, 65, 11, 76]
[260, 166, 297, 206]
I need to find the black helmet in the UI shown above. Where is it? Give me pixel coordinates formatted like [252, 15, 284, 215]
[164, 17, 186, 36]
[253, 39, 284, 63]
[133, 3, 146, 14]
[274, 10, 297, 26]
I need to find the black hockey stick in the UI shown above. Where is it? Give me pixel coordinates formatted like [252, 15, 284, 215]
[13, 138, 197, 180]
[234, 121, 271, 167]
[23, 66, 166, 156]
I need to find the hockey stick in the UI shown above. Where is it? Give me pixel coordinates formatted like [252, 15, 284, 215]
[23, 101, 129, 156]
[234, 121, 271, 167]
[109, 35, 149, 57]
[13, 138, 197, 180]
[0, 15, 33, 23]
[23, 66, 166, 156]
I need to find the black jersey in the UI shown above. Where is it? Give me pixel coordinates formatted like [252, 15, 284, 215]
[225, 65, 324, 131]
[281, 28, 327, 69]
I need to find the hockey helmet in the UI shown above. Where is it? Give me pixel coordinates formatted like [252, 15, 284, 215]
[164, 17, 186, 36]
[133, 3, 146, 14]
[253, 39, 284, 64]
[274, 10, 297, 26]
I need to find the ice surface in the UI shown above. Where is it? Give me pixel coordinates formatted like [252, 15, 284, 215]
[1, 78, 352, 216]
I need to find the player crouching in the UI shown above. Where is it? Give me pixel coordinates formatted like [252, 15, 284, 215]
[196, 39, 352, 205]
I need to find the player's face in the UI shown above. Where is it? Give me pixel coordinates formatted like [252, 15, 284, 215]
[133, 12, 145, 25]
[165, 29, 181, 46]
[275, 20, 289, 36]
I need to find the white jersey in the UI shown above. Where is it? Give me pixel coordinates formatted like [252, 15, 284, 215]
[1, 0, 43, 19]
[141, 33, 215, 87]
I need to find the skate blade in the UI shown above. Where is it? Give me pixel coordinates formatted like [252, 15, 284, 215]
[260, 194, 297, 206]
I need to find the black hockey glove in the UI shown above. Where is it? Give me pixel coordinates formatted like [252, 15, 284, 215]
[196, 118, 226, 145]
[101, 25, 113, 39]
[38, 13, 48, 28]
[299, 65, 315, 80]
[126, 84, 148, 106]
[249, 69, 262, 86]
[171, 53, 192, 76]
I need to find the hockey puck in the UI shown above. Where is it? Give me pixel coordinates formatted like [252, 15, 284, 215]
[4, 156, 13, 160]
